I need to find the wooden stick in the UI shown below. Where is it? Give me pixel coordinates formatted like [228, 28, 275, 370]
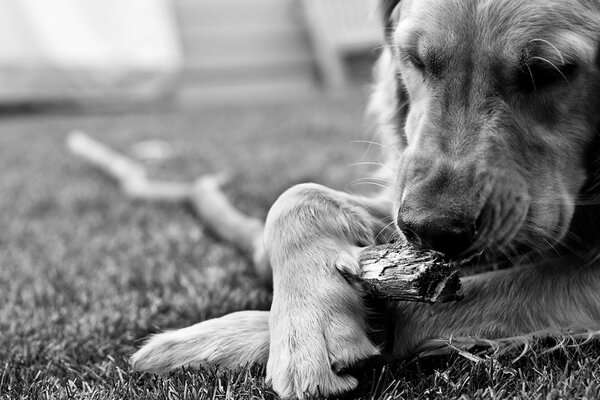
[67, 131, 270, 281]
[67, 132, 462, 301]
[191, 176, 269, 279]
[67, 131, 193, 202]
[358, 243, 462, 303]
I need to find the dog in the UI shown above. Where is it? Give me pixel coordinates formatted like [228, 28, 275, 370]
[131, 0, 600, 398]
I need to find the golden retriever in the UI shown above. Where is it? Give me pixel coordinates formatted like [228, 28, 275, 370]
[131, 0, 600, 398]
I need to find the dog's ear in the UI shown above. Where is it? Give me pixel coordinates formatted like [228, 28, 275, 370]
[594, 41, 600, 189]
[381, 0, 401, 40]
[576, 132, 600, 256]
[570, 46, 600, 255]
[369, 1, 408, 153]
[558, 41, 600, 258]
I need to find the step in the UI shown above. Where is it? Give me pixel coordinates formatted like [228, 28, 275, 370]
[174, 0, 300, 29]
[181, 66, 313, 89]
[181, 26, 309, 60]
[177, 78, 316, 104]
[180, 23, 304, 38]
[184, 52, 313, 80]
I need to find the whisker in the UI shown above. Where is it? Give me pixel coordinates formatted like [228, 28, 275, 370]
[353, 138, 403, 160]
[347, 176, 392, 184]
[393, 99, 410, 119]
[395, 44, 419, 49]
[375, 220, 397, 243]
[352, 139, 397, 152]
[530, 56, 570, 84]
[571, 193, 600, 206]
[371, 43, 397, 53]
[529, 38, 566, 65]
[541, 237, 561, 256]
[372, 43, 419, 52]
[495, 245, 521, 269]
[387, 231, 402, 244]
[525, 62, 537, 92]
[348, 161, 391, 170]
[516, 226, 578, 259]
[589, 251, 600, 264]
[528, 196, 600, 206]
[346, 180, 392, 191]
[563, 230, 584, 246]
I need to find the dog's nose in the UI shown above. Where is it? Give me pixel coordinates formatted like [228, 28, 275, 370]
[397, 212, 475, 257]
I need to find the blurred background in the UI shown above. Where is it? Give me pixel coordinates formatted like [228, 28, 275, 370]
[0, 0, 383, 106]
[0, 2, 389, 398]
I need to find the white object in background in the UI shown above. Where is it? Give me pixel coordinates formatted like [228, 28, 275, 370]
[0, 0, 182, 103]
[130, 140, 177, 162]
[301, 0, 383, 88]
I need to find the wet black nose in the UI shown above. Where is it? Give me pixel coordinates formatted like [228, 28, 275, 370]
[398, 214, 475, 257]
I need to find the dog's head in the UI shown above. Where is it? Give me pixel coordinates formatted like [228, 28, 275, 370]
[374, 0, 600, 259]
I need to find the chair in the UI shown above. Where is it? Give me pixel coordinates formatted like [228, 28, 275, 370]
[300, 0, 383, 88]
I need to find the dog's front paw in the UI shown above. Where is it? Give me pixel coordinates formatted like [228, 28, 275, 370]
[266, 250, 379, 399]
[267, 309, 379, 398]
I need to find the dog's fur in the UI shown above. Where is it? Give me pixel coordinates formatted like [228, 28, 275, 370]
[131, 0, 600, 398]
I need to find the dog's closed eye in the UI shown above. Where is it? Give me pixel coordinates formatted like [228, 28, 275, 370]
[398, 47, 445, 78]
[402, 50, 425, 71]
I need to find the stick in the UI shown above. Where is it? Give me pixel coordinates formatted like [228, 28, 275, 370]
[67, 131, 193, 202]
[191, 176, 269, 278]
[67, 131, 270, 281]
[358, 243, 462, 303]
[67, 132, 462, 300]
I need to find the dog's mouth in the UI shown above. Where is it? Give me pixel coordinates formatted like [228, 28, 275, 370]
[390, 236, 527, 276]
[395, 172, 580, 273]
[395, 156, 586, 272]
[403, 226, 572, 275]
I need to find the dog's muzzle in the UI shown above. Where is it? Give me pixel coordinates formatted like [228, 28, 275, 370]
[397, 159, 530, 257]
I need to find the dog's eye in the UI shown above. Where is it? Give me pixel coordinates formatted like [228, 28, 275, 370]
[408, 55, 425, 70]
[401, 51, 425, 71]
[518, 57, 578, 91]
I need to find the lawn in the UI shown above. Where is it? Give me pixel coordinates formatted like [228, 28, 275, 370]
[1, 95, 600, 400]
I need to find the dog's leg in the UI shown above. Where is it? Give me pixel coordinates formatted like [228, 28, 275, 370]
[131, 311, 270, 372]
[131, 184, 394, 393]
[391, 263, 600, 357]
[264, 183, 393, 398]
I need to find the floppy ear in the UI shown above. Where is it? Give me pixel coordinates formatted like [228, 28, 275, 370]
[592, 42, 600, 194]
[368, 1, 408, 158]
[578, 132, 600, 256]
[380, 0, 401, 40]
[568, 46, 600, 256]
[368, 40, 409, 163]
[588, 42, 600, 255]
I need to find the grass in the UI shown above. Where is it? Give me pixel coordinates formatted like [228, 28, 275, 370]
[1, 94, 600, 399]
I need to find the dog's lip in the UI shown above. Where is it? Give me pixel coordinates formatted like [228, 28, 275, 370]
[436, 250, 499, 276]
[425, 245, 522, 274]
[404, 241, 485, 268]
[454, 244, 545, 275]
[439, 248, 485, 268]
